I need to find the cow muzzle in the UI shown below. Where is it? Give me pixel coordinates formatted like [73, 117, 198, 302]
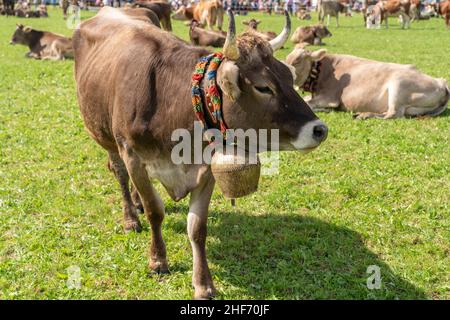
[290, 119, 328, 153]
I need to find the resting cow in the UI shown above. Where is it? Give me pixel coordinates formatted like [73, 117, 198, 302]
[290, 24, 332, 46]
[242, 18, 277, 42]
[189, 20, 226, 47]
[73, 8, 327, 299]
[10, 24, 73, 60]
[286, 47, 449, 119]
[171, 5, 195, 21]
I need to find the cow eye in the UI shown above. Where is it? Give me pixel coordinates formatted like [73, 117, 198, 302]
[254, 86, 273, 95]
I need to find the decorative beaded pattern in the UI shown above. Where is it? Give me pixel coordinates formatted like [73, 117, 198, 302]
[191, 52, 228, 141]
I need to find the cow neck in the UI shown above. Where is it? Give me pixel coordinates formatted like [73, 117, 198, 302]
[26, 30, 43, 49]
[191, 52, 228, 143]
[301, 60, 322, 96]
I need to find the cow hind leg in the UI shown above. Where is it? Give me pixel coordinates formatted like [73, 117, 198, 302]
[108, 151, 142, 232]
[188, 176, 216, 299]
[120, 150, 168, 274]
[131, 184, 144, 213]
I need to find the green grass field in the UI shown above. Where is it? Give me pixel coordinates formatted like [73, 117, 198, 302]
[0, 7, 449, 299]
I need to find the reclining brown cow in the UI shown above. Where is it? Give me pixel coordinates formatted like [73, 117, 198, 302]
[290, 24, 332, 46]
[286, 47, 449, 119]
[242, 18, 277, 42]
[189, 19, 226, 47]
[171, 4, 195, 21]
[73, 7, 327, 299]
[10, 24, 73, 60]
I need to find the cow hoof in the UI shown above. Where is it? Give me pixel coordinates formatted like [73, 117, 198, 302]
[354, 113, 368, 120]
[149, 260, 170, 275]
[124, 220, 142, 233]
[194, 286, 216, 300]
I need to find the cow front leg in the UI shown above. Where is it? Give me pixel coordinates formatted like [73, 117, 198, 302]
[108, 151, 142, 232]
[188, 176, 215, 299]
[121, 150, 168, 274]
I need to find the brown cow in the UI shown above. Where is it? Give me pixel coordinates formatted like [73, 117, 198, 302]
[296, 8, 312, 20]
[10, 24, 73, 60]
[367, 0, 412, 29]
[171, 4, 196, 21]
[122, 7, 161, 27]
[133, 1, 172, 31]
[318, 0, 350, 27]
[73, 8, 327, 299]
[189, 19, 226, 47]
[193, 0, 224, 31]
[290, 24, 332, 46]
[242, 18, 277, 42]
[436, 0, 450, 28]
[286, 47, 449, 119]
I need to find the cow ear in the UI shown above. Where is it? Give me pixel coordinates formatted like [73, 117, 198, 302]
[311, 49, 327, 61]
[17, 23, 24, 29]
[218, 61, 241, 102]
[242, 20, 249, 25]
[256, 20, 261, 25]
[23, 26, 32, 33]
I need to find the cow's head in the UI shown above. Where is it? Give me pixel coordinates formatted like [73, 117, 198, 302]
[10, 24, 33, 45]
[315, 25, 332, 39]
[217, 10, 328, 153]
[242, 19, 261, 30]
[285, 47, 327, 89]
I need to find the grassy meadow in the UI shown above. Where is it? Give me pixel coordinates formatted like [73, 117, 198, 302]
[0, 7, 449, 299]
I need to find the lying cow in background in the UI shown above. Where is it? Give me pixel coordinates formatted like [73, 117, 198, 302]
[189, 19, 226, 47]
[10, 24, 73, 60]
[171, 4, 195, 21]
[366, 0, 412, 29]
[73, 7, 327, 299]
[290, 25, 332, 46]
[286, 47, 449, 119]
[242, 18, 277, 42]
[296, 8, 312, 20]
[318, 0, 350, 27]
[133, 1, 172, 31]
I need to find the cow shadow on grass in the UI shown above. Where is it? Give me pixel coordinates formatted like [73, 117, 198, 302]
[166, 207, 426, 299]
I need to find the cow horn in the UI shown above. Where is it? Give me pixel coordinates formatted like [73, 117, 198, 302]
[269, 10, 291, 51]
[223, 9, 240, 60]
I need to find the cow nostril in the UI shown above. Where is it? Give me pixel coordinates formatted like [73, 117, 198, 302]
[313, 124, 328, 142]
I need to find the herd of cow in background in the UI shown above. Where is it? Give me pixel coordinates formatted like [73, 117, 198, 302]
[3, 0, 449, 119]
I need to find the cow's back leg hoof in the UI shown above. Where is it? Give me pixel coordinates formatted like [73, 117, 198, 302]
[124, 217, 142, 233]
[194, 285, 216, 300]
[149, 260, 170, 275]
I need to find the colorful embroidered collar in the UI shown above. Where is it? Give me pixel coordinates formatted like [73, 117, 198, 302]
[191, 52, 228, 141]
